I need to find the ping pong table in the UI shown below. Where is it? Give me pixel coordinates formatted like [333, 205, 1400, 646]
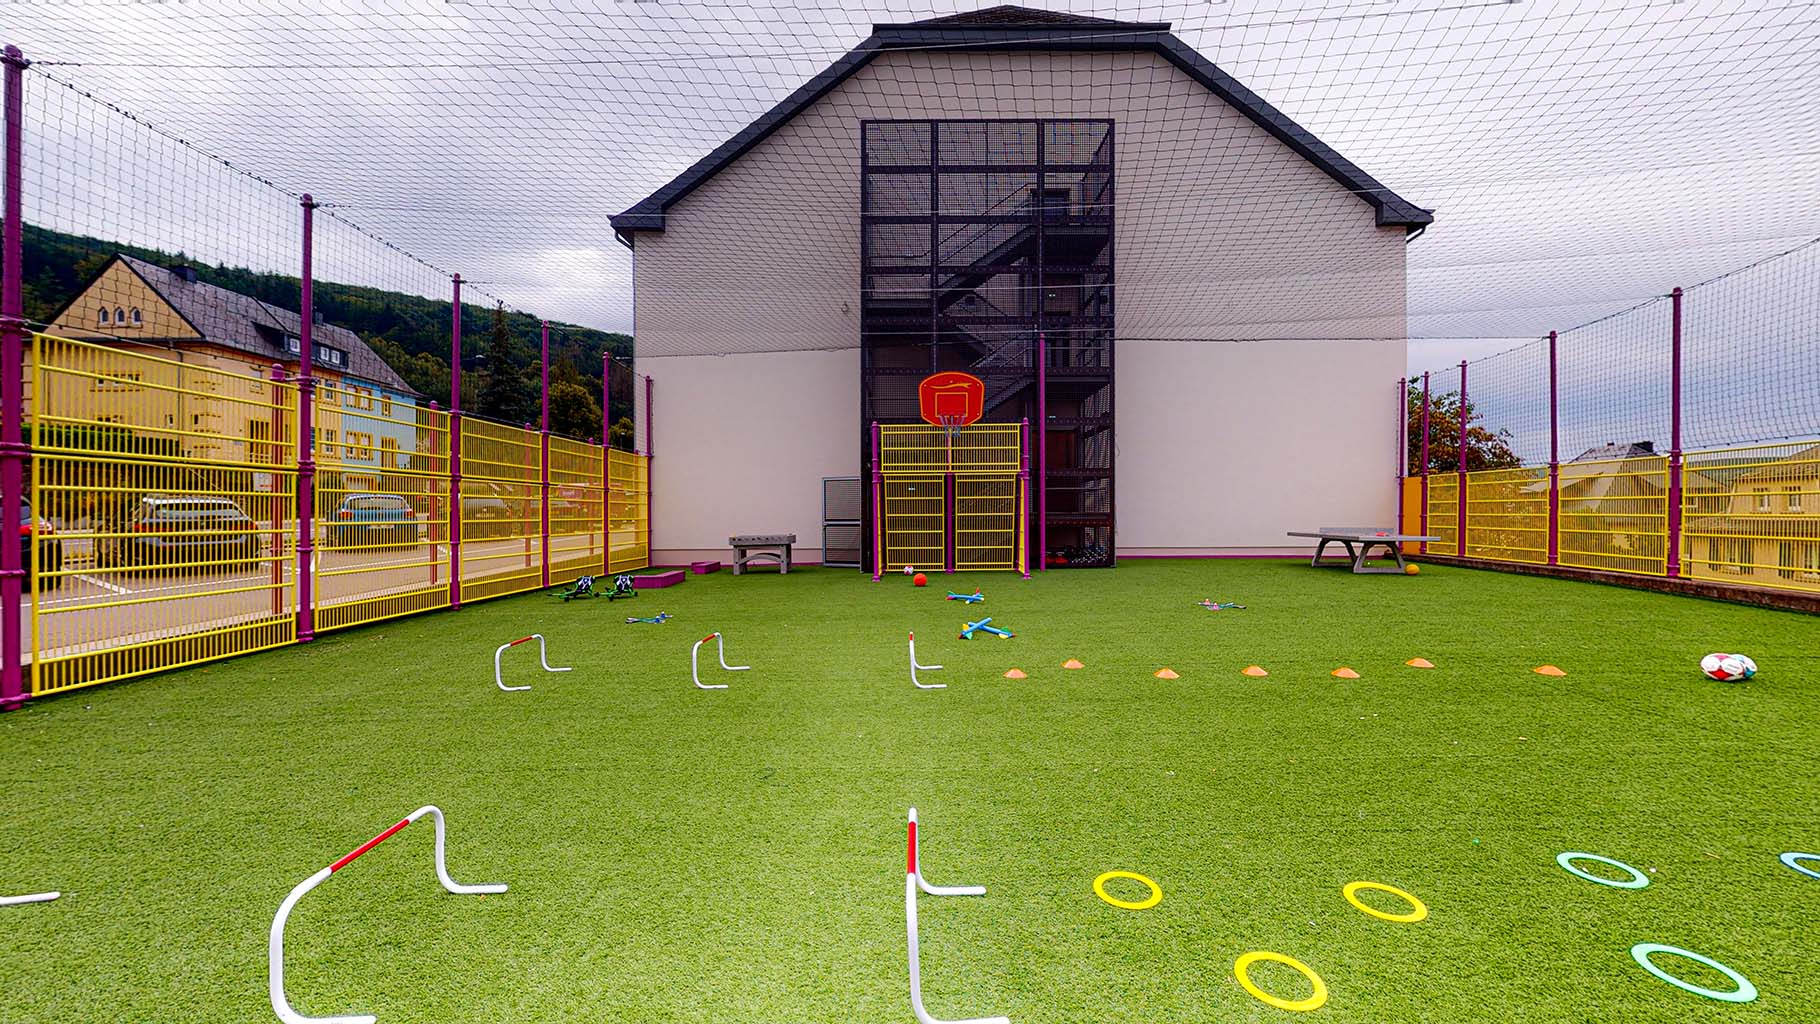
[1285, 527, 1436, 574]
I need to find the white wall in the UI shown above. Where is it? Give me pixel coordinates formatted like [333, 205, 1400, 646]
[1116, 340, 1404, 553]
[642, 349, 857, 563]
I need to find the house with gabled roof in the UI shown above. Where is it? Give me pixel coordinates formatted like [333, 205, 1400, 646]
[43, 254, 421, 472]
[610, 4, 1429, 568]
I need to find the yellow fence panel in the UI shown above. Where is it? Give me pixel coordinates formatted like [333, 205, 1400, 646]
[1682, 442, 1820, 594]
[1425, 476, 1460, 555]
[550, 436, 607, 581]
[955, 476, 1018, 571]
[1464, 466, 1550, 564]
[607, 449, 649, 575]
[881, 474, 945, 573]
[29, 334, 297, 696]
[458, 416, 544, 602]
[1558, 455, 1667, 575]
[880, 423, 1021, 474]
[314, 383, 452, 632]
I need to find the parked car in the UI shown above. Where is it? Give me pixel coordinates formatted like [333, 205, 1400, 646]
[461, 483, 517, 538]
[19, 501, 61, 591]
[327, 493, 419, 550]
[99, 496, 262, 572]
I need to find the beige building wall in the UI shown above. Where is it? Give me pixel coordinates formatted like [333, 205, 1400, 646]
[632, 48, 1409, 562]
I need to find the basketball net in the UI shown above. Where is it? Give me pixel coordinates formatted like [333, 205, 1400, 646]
[937, 413, 964, 453]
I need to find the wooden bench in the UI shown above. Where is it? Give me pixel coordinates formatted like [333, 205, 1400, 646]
[730, 534, 795, 575]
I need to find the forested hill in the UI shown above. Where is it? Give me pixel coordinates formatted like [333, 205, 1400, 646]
[14, 223, 633, 440]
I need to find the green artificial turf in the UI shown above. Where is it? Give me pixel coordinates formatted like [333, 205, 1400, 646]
[1, 559, 1817, 1023]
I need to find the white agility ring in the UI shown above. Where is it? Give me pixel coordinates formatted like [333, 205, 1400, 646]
[270, 805, 507, 1024]
[0, 891, 60, 906]
[692, 632, 750, 689]
[1781, 852, 1820, 880]
[910, 632, 946, 689]
[906, 808, 1006, 1024]
[1556, 851, 1650, 889]
[493, 634, 570, 691]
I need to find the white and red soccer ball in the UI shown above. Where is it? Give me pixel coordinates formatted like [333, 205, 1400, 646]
[1699, 652, 1757, 682]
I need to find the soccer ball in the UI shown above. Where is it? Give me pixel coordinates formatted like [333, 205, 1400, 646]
[903, 565, 915, 576]
[1699, 652, 1757, 682]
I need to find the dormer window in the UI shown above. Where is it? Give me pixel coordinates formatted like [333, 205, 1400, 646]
[115, 307, 126, 324]
[130, 308, 142, 325]
[98, 307, 110, 325]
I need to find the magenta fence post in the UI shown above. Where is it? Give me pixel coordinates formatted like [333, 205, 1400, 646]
[538, 321, 551, 588]
[1667, 286, 1684, 578]
[269, 363, 287, 617]
[448, 273, 463, 609]
[294, 195, 318, 642]
[0, 45, 28, 709]
[642, 374, 653, 564]
[1547, 331, 1560, 566]
[870, 421, 883, 581]
[611, 352, 618, 578]
[1456, 360, 1468, 556]
[1018, 417, 1030, 578]
[1418, 371, 1430, 554]
[1036, 332, 1047, 571]
[943, 467, 955, 575]
[428, 400, 441, 589]
[1396, 377, 1408, 479]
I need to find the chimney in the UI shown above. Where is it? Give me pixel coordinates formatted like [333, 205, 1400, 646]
[170, 264, 198, 284]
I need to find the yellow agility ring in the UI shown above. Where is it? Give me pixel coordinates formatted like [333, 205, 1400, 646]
[1234, 951, 1329, 1013]
[1343, 881, 1428, 923]
[1092, 870, 1162, 911]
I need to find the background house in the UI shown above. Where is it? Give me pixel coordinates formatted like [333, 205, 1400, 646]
[610, 6, 1428, 568]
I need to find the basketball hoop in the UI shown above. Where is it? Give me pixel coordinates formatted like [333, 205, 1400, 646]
[937, 413, 965, 445]
[919, 372, 984, 446]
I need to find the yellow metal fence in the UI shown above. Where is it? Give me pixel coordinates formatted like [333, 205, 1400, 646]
[22, 332, 649, 699]
[1682, 442, 1820, 593]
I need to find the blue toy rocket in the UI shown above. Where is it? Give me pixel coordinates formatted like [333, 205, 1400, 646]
[946, 590, 985, 604]
[959, 617, 1014, 640]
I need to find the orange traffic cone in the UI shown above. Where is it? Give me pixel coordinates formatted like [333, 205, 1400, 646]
[1154, 668, 1180, 680]
[1331, 667, 1360, 679]
[1004, 668, 1028, 680]
[1405, 658, 1435, 669]
[1242, 665, 1269, 678]
[1062, 659, 1084, 669]
[1533, 665, 1566, 677]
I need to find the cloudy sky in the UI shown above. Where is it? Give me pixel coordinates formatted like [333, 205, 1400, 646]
[6, 0, 1818, 380]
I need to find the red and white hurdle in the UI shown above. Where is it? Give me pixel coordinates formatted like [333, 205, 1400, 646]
[494, 633, 570, 691]
[909, 632, 945, 689]
[0, 890, 59, 906]
[269, 805, 506, 1024]
[906, 808, 1007, 1024]
[691, 632, 750, 689]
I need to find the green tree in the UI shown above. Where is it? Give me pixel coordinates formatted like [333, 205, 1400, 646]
[1406, 389, 1522, 473]
[475, 301, 534, 424]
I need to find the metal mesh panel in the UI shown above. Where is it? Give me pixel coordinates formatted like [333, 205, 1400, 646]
[1463, 466, 1549, 564]
[606, 449, 649, 574]
[548, 435, 606, 582]
[1682, 442, 1820, 593]
[1558, 456, 1668, 575]
[1425, 475, 1460, 556]
[458, 415, 542, 602]
[954, 476, 1018, 571]
[881, 475, 944, 573]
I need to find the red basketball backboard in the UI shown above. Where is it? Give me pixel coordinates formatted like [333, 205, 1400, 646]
[918, 371, 985, 427]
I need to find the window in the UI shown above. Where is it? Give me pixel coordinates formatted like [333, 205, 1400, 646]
[1755, 489, 1772, 512]
[129, 307, 142, 325]
[115, 307, 126, 324]
[381, 394, 393, 417]
[380, 437, 400, 469]
[97, 307, 110, 325]
[93, 371, 142, 392]
[1789, 486, 1804, 513]
[345, 431, 372, 460]
[1804, 542, 1820, 580]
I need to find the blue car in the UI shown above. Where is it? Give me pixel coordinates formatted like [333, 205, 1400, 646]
[326, 493, 419, 550]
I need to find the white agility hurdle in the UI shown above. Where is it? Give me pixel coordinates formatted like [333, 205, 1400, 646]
[0, 890, 59, 906]
[906, 808, 1007, 1024]
[494, 634, 570, 691]
[691, 632, 750, 689]
[270, 805, 506, 1024]
[909, 632, 945, 689]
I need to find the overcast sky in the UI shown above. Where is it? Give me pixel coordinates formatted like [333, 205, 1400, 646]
[6, 0, 1818, 382]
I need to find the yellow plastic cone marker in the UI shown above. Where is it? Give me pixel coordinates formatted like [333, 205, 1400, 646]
[1242, 665, 1269, 678]
[1004, 668, 1028, 680]
[1154, 668, 1180, 680]
[1062, 659, 1085, 669]
[1405, 658, 1435, 669]
[1533, 665, 1566, 677]
[1331, 667, 1360, 679]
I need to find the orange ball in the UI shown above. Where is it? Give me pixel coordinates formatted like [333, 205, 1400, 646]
[913, 573, 928, 587]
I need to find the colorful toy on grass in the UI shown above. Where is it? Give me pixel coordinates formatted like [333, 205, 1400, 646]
[946, 590, 985, 604]
[1700, 652, 1756, 681]
[959, 617, 1014, 640]
[549, 575, 600, 601]
[913, 573, 928, 587]
[605, 574, 638, 600]
[909, 631, 944, 689]
[493, 634, 571, 692]
[270, 804, 505, 1024]
[691, 632, 750, 689]
[626, 612, 672, 625]
[1196, 599, 1245, 611]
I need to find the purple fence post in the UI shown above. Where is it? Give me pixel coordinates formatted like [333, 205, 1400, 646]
[0, 46, 28, 710]
[1456, 360, 1468, 556]
[295, 195, 318, 642]
[1667, 286, 1684, 578]
[642, 374, 653, 565]
[1547, 331, 1560, 566]
[1418, 371, 1430, 554]
[1036, 332, 1047, 571]
[870, 421, 883, 581]
[1019, 417, 1030, 578]
[1396, 377, 1407, 479]
[539, 321, 551, 588]
[607, 352, 622, 578]
[943, 466, 955, 575]
[269, 363, 287, 617]
[428, 400, 440, 589]
[448, 273, 463, 609]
